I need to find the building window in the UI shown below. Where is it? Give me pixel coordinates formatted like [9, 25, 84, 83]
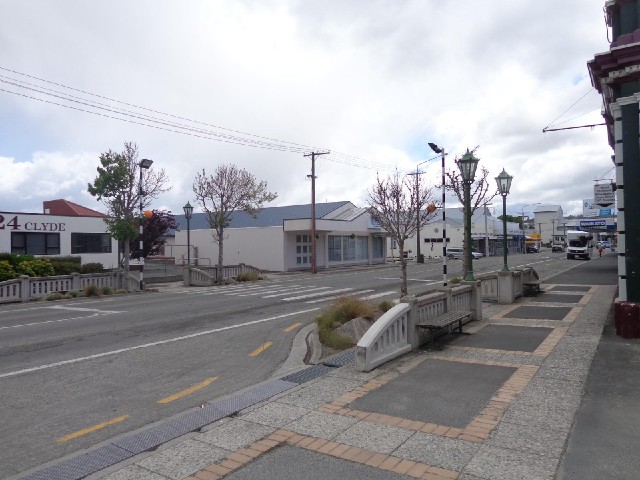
[328, 235, 370, 262]
[71, 233, 112, 253]
[372, 236, 384, 258]
[11, 232, 60, 255]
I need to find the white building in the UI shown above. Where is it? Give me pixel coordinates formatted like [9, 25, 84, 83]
[0, 200, 118, 267]
[398, 206, 522, 259]
[169, 201, 387, 272]
[532, 205, 564, 244]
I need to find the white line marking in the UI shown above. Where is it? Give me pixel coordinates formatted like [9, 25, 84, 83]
[305, 290, 374, 304]
[48, 306, 123, 314]
[359, 291, 397, 300]
[263, 286, 331, 299]
[283, 288, 354, 301]
[0, 313, 110, 330]
[0, 308, 320, 379]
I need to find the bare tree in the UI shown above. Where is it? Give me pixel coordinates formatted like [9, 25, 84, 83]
[193, 165, 277, 279]
[367, 173, 438, 297]
[88, 142, 170, 273]
[446, 161, 497, 278]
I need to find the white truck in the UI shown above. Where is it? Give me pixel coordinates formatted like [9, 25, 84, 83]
[566, 230, 594, 260]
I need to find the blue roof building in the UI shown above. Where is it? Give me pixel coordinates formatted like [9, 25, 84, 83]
[169, 201, 387, 272]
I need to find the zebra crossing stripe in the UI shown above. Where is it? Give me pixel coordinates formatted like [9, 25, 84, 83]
[282, 288, 354, 301]
[305, 290, 374, 304]
[359, 291, 397, 300]
[263, 286, 331, 299]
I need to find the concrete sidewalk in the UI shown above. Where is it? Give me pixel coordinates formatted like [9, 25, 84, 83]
[17, 256, 639, 480]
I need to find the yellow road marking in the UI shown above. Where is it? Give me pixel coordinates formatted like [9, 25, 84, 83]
[56, 415, 128, 443]
[157, 376, 218, 404]
[249, 341, 273, 357]
[283, 322, 302, 333]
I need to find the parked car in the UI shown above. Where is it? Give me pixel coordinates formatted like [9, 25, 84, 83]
[552, 245, 564, 253]
[597, 241, 611, 249]
[447, 248, 483, 260]
[526, 245, 540, 253]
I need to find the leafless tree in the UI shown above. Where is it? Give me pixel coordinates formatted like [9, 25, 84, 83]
[367, 173, 438, 297]
[193, 165, 277, 279]
[446, 160, 498, 278]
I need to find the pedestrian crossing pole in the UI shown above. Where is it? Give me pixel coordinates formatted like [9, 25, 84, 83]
[304, 150, 330, 274]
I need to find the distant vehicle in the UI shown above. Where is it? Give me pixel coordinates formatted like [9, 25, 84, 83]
[526, 245, 540, 253]
[447, 248, 483, 260]
[597, 241, 612, 249]
[552, 245, 564, 253]
[566, 230, 594, 260]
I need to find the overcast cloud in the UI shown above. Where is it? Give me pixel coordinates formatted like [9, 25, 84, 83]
[0, 0, 612, 217]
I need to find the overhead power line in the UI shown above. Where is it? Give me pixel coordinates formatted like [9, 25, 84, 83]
[0, 65, 398, 172]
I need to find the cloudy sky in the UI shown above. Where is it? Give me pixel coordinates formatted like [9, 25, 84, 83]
[1, 0, 613, 218]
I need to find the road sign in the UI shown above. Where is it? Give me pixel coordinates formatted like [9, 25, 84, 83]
[594, 183, 615, 207]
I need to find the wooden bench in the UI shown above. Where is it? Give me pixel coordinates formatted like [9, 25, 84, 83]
[417, 310, 472, 335]
[523, 279, 542, 296]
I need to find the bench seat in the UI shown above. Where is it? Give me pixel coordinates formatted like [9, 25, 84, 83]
[523, 279, 542, 296]
[416, 310, 472, 334]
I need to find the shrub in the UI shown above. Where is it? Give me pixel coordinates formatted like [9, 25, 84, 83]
[114, 289, 127, 294]
[0, 260, 16, 282]
[315, 297, 376, 350]
[83, 284, 101, 297]
[81, 263, 104, 274]
[101, 286, 113, 295]
[68, 291, 80, 298]
[45, 292, 64, 301]
[51, 261, 82, 275]
[449, 277, 462, 284]
[378, 300, 395, 313]
[235, 272, 263, 282]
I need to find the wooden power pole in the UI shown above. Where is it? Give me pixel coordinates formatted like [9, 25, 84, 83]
[304, 150, 330, 274]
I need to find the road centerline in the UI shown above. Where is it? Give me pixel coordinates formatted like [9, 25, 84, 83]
[0, 308, 320, 379]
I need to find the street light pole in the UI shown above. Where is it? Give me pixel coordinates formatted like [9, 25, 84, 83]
[138, 158, 153, 291]
[183, 202, 193, 287]
[495, 168, 513, 272]
[456, 149, 480, 282]
[429, 142, 447, 286]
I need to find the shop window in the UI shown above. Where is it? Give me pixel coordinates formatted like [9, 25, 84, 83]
[11, 232, 60, 255]
[71, 233, 112, 253]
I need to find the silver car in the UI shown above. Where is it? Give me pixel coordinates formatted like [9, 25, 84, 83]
[447, 248, 482, 259]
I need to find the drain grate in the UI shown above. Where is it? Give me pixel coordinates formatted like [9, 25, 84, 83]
[211, 379, 297, 417]
[280, 364, 334, 384]
[322, 350, 355, 368]
[18, 444, 130, 480]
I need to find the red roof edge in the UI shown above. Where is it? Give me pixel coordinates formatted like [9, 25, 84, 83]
[43, 199, 106, 218]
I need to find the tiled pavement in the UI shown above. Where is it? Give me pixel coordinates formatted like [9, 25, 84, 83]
[67, 280, 617, 480]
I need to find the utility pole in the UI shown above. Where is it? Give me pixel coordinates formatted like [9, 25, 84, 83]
[408, 159, 429, 263]
[304, 150, 330, 274]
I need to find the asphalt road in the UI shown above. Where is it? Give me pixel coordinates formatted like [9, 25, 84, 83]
[0, 249, 590, 478]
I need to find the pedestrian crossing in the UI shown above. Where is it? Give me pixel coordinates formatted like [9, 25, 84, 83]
[169, 282, 397, 304]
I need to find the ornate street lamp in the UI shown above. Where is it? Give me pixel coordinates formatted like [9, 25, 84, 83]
[495, 168, 513, 272]
[183, 202, 193, 287]
[457, 149, 480, 281]
[138, 158, 153, 291]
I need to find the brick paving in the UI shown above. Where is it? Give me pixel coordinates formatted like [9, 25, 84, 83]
[81, 282, 619, 479]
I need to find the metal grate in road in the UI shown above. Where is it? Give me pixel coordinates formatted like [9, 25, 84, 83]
[280, 364, 334, 384]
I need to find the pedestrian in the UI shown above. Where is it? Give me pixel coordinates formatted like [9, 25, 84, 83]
[599, 246, 604, 257]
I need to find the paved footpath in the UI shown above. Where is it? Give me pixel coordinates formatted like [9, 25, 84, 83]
[15, 255, 639, 480]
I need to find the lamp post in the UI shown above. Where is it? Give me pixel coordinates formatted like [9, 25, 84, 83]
[495, 168, 513, 272]
[456, 149, 480, 281]
[428, 142, 447, 286]
[138, 158, 153, 291]
[183, 202, 193, 287]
